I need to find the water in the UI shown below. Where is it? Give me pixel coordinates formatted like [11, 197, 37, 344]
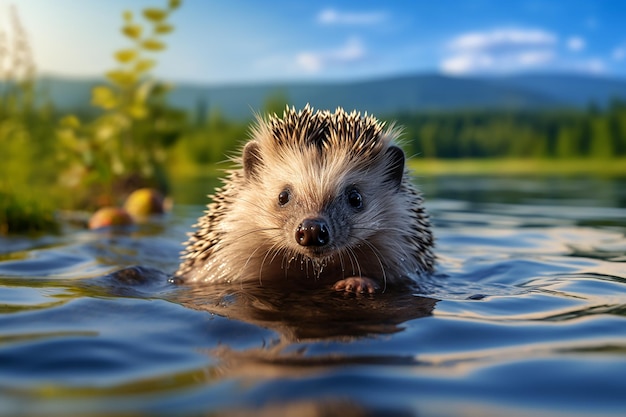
[1, 175, 625, 417]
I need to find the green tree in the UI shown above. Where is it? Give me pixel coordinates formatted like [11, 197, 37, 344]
[418, 122, 438, 158]
[589, 116, 613, 159]
[262, 90, 290, 116]
[555, 125, 578, 158]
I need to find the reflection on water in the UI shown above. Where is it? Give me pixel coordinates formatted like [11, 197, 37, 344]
[175, 281, 438, 340]
[0, 175, 625, 417]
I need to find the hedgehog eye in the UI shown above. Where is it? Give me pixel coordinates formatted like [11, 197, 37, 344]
[278, 189, 291, 206]
[347, 188, 363, 209]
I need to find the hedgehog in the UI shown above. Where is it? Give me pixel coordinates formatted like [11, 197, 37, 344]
[175, 105, 434, 293]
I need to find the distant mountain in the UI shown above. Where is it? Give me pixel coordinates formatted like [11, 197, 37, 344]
[487, 73, 626, 108]
[38, 73, 626, 119]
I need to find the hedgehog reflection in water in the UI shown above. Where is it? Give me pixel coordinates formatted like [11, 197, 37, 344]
[175, 105, 435, 293]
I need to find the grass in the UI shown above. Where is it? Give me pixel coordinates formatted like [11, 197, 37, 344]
[408, 158, 626, 176]
[168, 157, 626, 179]
[167, 160, 234, 180]
[0, 188, 59, 235]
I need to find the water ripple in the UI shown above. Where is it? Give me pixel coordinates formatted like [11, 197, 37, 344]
[1, 176, 625, 416]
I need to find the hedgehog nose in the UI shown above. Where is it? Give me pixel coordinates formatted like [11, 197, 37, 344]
[295, 218, 330, 247]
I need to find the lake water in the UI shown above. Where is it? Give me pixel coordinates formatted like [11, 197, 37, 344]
[1, 175, 625, 417]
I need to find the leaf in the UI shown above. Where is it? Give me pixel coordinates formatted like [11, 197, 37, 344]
[127, 103, 148, 119]
[141, 39, 166, 51]
[114, 49, 137, 63]
[169, 0, 182, 10]
[123, 10, 133, 22]
[135, 81, 153, 104]
[143, 8, 167, 22]
[154, 23, 173, 34]
[91, 86, 118, 109]
[122, 24, 142, 39]
[134, 59, 156, 73]
[59, 115, 81, 129]
[105, 70, 136, 87]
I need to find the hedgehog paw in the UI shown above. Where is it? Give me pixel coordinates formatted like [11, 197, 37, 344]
[333, 276, 380, 294]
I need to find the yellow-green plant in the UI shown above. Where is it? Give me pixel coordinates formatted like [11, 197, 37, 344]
[57, 0, 185, 208]
[0, 186, 59, 235]
[0, 4, 52, 175]
[0, 6, 60, 234]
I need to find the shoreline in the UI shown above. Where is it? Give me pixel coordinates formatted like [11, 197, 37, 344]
[407, 158, 626, 176]
[167, 158, 626, 179]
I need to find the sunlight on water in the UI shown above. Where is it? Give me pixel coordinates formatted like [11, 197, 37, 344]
[0, 176, 625, 417]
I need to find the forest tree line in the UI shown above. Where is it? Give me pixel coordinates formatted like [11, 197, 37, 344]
[172, 98, 626, 169]
[392, 100, 626, 160]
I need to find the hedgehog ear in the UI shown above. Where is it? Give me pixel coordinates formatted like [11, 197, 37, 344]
[385, 146, 405, 188]
[243, 141, 262, 181]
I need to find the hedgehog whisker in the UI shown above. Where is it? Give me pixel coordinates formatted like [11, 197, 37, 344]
[282, 249, 298, 278]
[268, 243, 286, 267]
[366, 241, 388, 293]
[258, 240, 284, 285]
[237, 230, 282, 285]
[343, 245, 362, 279]
[281, 249, 290, 273]
[305, 257, 311, 280]
[351, 236, 388, 293]
[351, 226, 413, 263]
[336, 249, 346, 278]
[348, 248, 361, 275]
[352, 226, 407, 234]
[238, 243, 265, 284]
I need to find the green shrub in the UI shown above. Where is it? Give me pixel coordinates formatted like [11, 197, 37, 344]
[0, 186, 59, 235]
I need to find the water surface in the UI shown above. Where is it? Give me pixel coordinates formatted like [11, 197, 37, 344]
[1, 175, 625, 416]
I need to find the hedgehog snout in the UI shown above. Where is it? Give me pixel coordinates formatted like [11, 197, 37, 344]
[295, 218, 330, 247]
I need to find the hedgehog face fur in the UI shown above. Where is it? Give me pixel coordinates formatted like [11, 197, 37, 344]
[176, 105, 434, 293]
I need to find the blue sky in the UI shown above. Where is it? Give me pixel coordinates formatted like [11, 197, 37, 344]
[11, 0, 626, 84]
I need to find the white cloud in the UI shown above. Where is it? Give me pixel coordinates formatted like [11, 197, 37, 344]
[296, 53, 323, 73]
[613, 45, 626, 61]
[517, 50, 554, 65]
[567, 36, 585, 52]
[584, 58, 605, 73]
[317, 8, 387, 25]
[296, 37, 366, 73]
[441, 28, 557, 75]
[448, 28, 556, 51]
[441, 54, 492, 74]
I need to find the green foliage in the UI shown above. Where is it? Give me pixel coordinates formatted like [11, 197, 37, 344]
[589, 117, 613, 159]
[0, 186, 59, 235]
[168, 97, 626, 177]
[172, 108, 248, 167]
[393, 102, 626, 160]
[262, 91, 290, 116]
[0, 6, 62, 234]
[0, 6, 51, 153]
[57, 0, 185, 208]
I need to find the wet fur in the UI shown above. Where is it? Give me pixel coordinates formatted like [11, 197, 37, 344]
[176, 106, 434, 289]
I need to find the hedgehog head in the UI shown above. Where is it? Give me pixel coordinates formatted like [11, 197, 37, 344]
[228, 105, 412, 276]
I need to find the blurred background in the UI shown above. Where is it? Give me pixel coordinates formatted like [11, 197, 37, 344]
[1, 0, 626, 230]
